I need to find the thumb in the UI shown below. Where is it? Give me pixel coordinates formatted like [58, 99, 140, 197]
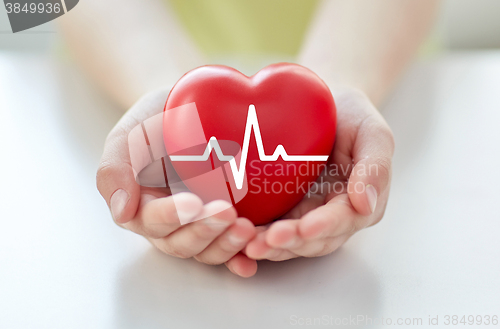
[96, 128, 141, 224]
[97, 89, 169, 223]
[347, 113, 395, 217]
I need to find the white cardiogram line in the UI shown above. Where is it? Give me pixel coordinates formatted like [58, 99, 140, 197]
[169, 104, 329, 189]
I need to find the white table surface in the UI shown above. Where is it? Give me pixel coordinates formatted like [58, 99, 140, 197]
[1, 52, 499, 329]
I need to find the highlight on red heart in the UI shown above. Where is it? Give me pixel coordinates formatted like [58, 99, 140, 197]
[128, 63, 337, 226]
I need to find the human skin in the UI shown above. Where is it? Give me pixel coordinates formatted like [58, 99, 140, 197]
[60, 0, 439, 277]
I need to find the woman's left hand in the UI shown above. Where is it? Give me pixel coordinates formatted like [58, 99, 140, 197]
[242, 88, 395, 261]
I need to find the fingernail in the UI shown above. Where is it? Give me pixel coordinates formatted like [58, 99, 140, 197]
[110, 189, 130, 221]
[366, 184, 377, 214]
[228, 233, 246, 247]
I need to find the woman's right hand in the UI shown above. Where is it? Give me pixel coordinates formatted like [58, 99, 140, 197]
[96, 89, 258, 277]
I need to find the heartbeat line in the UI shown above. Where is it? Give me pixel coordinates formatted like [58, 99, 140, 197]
[169, 104, 329, 189]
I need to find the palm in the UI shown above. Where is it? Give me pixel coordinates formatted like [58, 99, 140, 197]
[244, 89, 394, 261]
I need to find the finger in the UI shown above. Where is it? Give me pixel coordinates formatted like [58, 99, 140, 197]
[238, 225, 267, 257]
[298, 194, 368, 240]
[244, 231, 296, 260]
[247, 225, 344, 261]
[125, 192, 203, 238]
[348, 109, 394, 217]
[289, 234, 352, 258]
[265, 219, 301, 249]
[225, 253, 258, 278]
[96, 89, 170, 224]
[263, 220, 304, 260]
[151, 201, 237, 259]
[265, 220, 350, 258]
[258, 250, 298, 261]
[245, 231, 272, 259]
[194, 217, 256, 265]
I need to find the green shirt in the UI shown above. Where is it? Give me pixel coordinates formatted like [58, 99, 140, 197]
[167, 0, 319, 56]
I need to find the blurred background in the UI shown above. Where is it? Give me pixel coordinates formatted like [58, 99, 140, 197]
[1, 0, 499, 56]
[1, 2, 499, 328]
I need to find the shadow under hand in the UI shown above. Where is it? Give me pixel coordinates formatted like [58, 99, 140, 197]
[114, 245, 380, 329]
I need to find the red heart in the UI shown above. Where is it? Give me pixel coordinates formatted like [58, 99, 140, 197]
[163, 63, 336, 225]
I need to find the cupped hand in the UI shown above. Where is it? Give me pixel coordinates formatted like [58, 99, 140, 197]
[244, 88, 395, 261]
[96, 89, 258, 278]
